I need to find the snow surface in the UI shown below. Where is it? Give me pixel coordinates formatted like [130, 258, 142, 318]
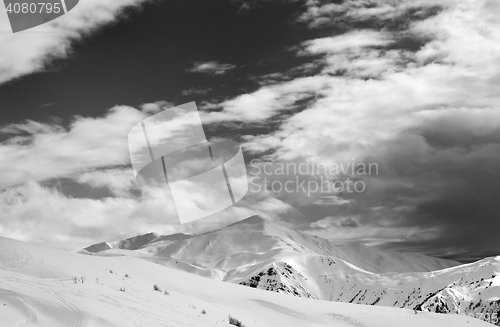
[0, 235, 492, 327]
[79, 215, 500, 326]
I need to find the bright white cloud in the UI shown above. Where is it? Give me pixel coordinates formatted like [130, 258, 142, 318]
[76, 168, 137, 197]
[0, 0, 153, 84]
[0, 175, 300, 249]
[236, 0, 500, 163]
[0, 106, 146, 189]
[298, 0, 449, 28]
[140, 101, 175, 114]
[203, 75, 330, 122]
[0, 180, 181, 250]
[304, 30, 391, 53]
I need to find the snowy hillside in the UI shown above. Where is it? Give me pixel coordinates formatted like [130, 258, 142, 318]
[235, 255, 500, 310]
[231, 245, 500, 325]
[1, 236, 490, 327]
[418, 257, 500, 325]
[82, 216, 500, 326]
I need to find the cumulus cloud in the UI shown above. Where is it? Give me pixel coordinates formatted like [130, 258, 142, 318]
[0, 0, 154, 85]
[0, 180, 179, 250]
[0, 106, 146, 189]
[140, 100, 175, 114]
[186, 61, 236, 75]
[0, 104, 300, 248]
[75, 168, 137, 197]
[0, 173, 300, 250]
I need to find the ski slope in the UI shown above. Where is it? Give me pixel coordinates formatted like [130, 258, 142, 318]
[0, 236, 492, 327]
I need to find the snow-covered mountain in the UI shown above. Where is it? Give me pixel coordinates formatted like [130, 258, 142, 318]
[417, 257, 500, 325]
[2, 235, 490, 327]
[235, 254, 500, 324]
[82, 215, 500, 326]
[83, 232, 160, 253]
[84, 216, 459, 274]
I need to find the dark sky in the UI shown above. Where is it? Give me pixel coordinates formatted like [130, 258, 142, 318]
[0, 0, 316, 125]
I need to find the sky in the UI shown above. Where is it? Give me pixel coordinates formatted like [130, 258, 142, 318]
[0, 0, 499, 263]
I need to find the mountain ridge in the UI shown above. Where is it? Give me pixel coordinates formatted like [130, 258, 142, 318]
[1, 235, 489, 327]
[79, 215, 500, 326]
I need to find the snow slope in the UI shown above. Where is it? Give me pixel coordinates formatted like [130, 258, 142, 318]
[418, 257, 500, 325]
[82, 216, 500, 326]
[232, 247, 500, 325]
[1, 236, 490, 327]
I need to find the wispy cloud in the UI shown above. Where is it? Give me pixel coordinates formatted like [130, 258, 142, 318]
[0, 0, 154, 85]
[298, 0, 444, 29]
[232, 0, 301, 13]
[181, 87, 212, 96]
[186, 61, 236, 75]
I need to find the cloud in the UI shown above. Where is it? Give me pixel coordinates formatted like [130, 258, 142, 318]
[192, 0, 500, 260]
[236, 0, 500, 164]
[0, 0, 154, 85]
[203, 75, 329, 122]
[367, 107, 500, 260]
[181, 87, 212, 96]
[231, 0, 301, 13]
[298, 0, 446, 29]
[0, 170, 301, 250]
[0, 180, 181, 250]
[310, 216, 359, 229]
[186, 61, 236, 75]
[0, 106, 146, 189]
[75, 168, 137, 197]
[304, 30, 392, 53]
[0, 103, 303, 248]
[140, 100, 175, 114]
[313, 196, 353, 206]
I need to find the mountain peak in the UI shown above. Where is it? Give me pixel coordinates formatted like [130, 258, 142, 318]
[83, 232, 160, 253]
[226, 215, 268, 227]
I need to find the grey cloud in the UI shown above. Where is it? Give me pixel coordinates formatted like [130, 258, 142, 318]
[186, 61, 236, 75]
[367, 110, 500, 261]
